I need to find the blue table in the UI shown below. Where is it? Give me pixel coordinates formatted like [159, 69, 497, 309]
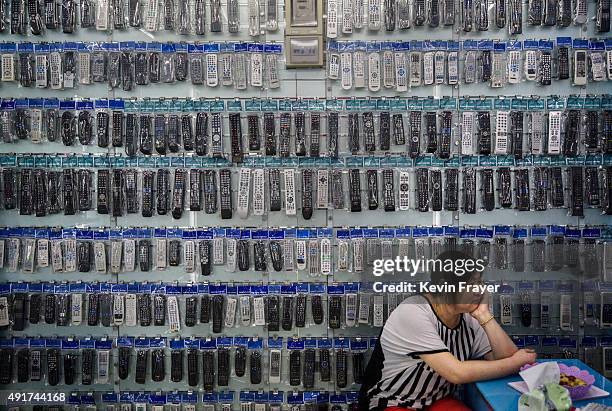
[465, 359, 612, 411]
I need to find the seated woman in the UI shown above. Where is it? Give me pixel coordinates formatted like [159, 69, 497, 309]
[358, 250, 537, 411]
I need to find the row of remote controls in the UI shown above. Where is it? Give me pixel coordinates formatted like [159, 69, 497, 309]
[325, 0, 610, 35]
[1, 47, 280, 90]
[329, 47, 612, 90]
[0, 232, 606, 274]
[3, 166, 611, 218]
[0, 291, 387, 329]
[0, 345, 367, 388]
[4, 0, 278, 35]
[3, 109, 611, 158]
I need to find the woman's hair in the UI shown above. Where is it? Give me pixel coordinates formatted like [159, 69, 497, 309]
[429, 250, 482, 304]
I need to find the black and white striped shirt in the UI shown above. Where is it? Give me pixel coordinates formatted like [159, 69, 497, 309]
[359, 294, 491, 411]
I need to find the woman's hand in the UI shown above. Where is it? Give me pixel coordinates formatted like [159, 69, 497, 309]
[470, 302, 492, 324]
[510, 349, 538, 370]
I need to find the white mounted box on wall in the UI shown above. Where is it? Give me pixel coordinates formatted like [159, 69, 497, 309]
[285, 0, 324, 67]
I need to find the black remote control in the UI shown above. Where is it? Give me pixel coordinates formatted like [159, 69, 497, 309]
[118, 347, 131, 380]
[171, 349, 184, 382]
[200, 294, 211, 323]
[266, 295, 280, 331]
[212, 295, 224, 333]
[202, 350, 215, 390]
[234, 346, 247, 377]
[289, 350, 301, 386]
[217, 347, 230, 386]
[187, 348, 199, 386]
[135, 349, 148, 384]
[151, 349, 165, 382]
[303, 349, 316, 388]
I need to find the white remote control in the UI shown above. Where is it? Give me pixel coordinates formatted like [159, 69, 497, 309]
[308, 240, 320, 276]
[284, 168, 297, 215]
[560, 294, 572, 330]
[383, 50, 395, 88]
[226, 238, 237, 271]
[35, 54, 48, 88]
[21, 240, 36, 274]
[248, 0, 261, 36]
[184, 240, 196, 272]
[252, 168, 265, 216]
[340, 52, 353, 89]
[283, 239, 295, 271]
[239, 295, 251, 325]
[7, 239, 20, 272]
[37, 239, 49, 268]
[0, 240, 4, 269]
[353, 238, 364, 272]
[123, 239, 136, 272]
[434, 50, 445, 84]
[345, 293, 357, 326]
[1, 54, 15, 82]
[49, 52, 63, 90]
[423, 51, 434, 85]
[461, 111, 475, 155]
[266, 54, 280, 88]
[51, 239, 63, 272]
[0, 297, 9, 327]
[507, 50, 521, 84]
[221, 54, 233, 86]
[145, 0, 159, 31]
[354, 0, 364, 27]
[206, 54, 219, 87]
[524, 50, 537, 81]
[224, 297, 237, 327]
[494, 111, 509, 155]
[237, 167, 252, 219]
[342, 0, 354, 32]
[387, 292, 398, 317]
[213, 237, 224, 264]
[110, 241, 122, 273]
[328, 53, 340, 79]
[96, 0, 110, 30]
[327, 0, 339, 37]
[125, 293, 137, 326]
[250, 53, 263, 87]
[71, 293, 83, 325]
[447, 51, 458, 85]
[167, 295, 181, 332]
[78, 53, 91, 85]
[296, 239, 307, 270]
[547, 111, 561, 154]
[94, 241, 107, 273]
[253, 296, 266, 325]
[368, 52, 381, 91]
[23, 239, 35, 273]
[156, 239, 167, 269]
[353, 51, 366, 88]
[64, 238, 77, 272]
[573, 50, 588, 86]
[373, 294, 384, 326]
[591, 52, 606, 82]
[320, 238, 332, 275]
[113, 294, 125, 325]
[529, 112, 545, 154]
[337, 240, 349, 270]
[359, 296, 372, 326]
[317, 169, 329, 209]
[368, 0, 381, 29]
[30, 109, 43, 142]
[395, 51, 408, 91]
[97, 349, 110, 383]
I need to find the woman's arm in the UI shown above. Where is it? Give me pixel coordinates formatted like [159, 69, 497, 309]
[471, 303, 518, 360]
[420, 349, 536, 385]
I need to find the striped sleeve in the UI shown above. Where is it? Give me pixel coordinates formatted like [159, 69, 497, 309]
[381, 304, 449, 359]
[468, 317, 492, 359]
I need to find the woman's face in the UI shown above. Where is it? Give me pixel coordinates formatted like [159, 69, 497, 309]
[454, 274, 485, 312]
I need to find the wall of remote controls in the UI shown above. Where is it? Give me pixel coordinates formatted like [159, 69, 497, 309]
[0, 0, 611, 408]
